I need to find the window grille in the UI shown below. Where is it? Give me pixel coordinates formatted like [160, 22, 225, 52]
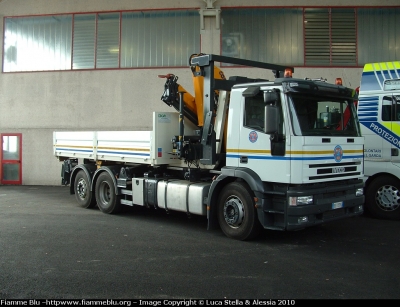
[304, 8, 356, 66]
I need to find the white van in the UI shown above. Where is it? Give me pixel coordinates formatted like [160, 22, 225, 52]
[358, 61, 400, 220]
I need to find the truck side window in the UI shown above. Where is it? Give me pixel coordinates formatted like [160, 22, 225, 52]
[244, 94, 265, 131]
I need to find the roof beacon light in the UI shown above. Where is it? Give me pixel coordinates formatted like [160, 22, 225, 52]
[335, 78, 343, 85]
[284, 69, 293, 78]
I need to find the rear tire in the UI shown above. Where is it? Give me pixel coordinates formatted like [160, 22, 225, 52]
[74, 170, 96, 208]
[365, 175, 400, 220]
[217, 181, 261, 240]
[95, 172, 121, 214]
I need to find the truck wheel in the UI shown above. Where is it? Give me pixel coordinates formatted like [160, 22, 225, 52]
[217, 182, 261, 240]
[74, 170, 96, 208]
[365, 175, 400, 220]
[95, 172, 121, 214]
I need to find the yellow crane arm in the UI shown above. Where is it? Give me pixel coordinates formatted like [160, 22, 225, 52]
[159, 54, 226, 127]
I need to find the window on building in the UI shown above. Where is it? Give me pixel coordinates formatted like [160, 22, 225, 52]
[97, 13, 120, 69]
[221, 7, 399, 67]
[358, 8, 400, 64]
[3, 10, 200, 72]
[3, 15, 72, 72]
[221, 8, 304, 66]
[304, 8, 356, 66]
[3, 7, 399, 71]
[73, 14, 96, 69]
[121, 10, 200, 68]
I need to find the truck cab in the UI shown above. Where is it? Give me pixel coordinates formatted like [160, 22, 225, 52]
[228, 79, 362, 183]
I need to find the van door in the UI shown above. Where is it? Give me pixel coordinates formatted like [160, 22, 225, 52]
[391, 94, 400, 163]
[1, 133, 22, 185]
[384, 94, 400, 163]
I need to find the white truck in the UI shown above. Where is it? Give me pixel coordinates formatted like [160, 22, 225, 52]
[358, 61, 400, 220]
[53, 54, 365, 240]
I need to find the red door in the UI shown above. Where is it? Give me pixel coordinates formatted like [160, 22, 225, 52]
[1, 133, 22, 185]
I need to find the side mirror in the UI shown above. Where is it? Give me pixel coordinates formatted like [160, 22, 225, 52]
[264, 105, 279, 134]
[264, 91, 278, 104]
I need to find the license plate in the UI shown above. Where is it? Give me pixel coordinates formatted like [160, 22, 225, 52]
[332, 201, 344, 209]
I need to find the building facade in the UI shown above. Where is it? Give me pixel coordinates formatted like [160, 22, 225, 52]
[1, 0, 399, 185]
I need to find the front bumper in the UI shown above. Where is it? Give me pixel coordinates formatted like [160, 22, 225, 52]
[257, 179, 364, 231]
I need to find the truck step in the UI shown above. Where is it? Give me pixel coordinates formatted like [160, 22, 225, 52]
[121, 199, 133, 206]
[121, 189, 132, 196]
[264, 209, 284, 214]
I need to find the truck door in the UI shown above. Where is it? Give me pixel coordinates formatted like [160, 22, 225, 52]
[238, 91, 289, 183]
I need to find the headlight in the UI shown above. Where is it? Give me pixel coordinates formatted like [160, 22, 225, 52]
[356, 188, 364, 196]
[289, 196, 313, 206]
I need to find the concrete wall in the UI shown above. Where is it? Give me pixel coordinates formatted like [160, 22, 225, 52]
[0, 0, 398, 185]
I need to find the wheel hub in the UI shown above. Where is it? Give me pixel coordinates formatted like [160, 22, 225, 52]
[99, 181, 111, 205]
[76, 179, 87, 199]
[376, 185, 400, 211]
[223, 197, 245, 228]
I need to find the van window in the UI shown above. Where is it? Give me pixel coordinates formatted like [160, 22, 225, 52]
[382, 95, 400, 121]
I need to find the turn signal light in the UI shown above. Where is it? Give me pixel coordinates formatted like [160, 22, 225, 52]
[284, 69, 293, 78]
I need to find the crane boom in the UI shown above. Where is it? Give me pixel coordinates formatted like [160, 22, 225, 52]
[159, 53, 226, 127]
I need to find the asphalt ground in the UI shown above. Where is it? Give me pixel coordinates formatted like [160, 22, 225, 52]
[0, 185, 399, 300]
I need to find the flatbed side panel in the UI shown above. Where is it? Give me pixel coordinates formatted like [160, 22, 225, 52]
[97, 131, 152, 164]
[54, 112, 200, 166]
[53, 131, 96, 160]
[53, 130, 153, 164]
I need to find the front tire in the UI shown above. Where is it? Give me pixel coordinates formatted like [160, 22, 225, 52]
[74, 170, 96, 208]
[217, 181, 261, 240]
[95, 172, 121, 214]
[365, 175, 400, 220]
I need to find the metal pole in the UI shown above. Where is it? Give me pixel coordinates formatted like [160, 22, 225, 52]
[178, 91, 186, 158]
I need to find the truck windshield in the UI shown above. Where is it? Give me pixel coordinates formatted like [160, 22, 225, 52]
[288, 93, 359, 136]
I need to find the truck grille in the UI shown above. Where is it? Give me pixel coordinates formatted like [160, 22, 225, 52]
[308, 162, 361, 180]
